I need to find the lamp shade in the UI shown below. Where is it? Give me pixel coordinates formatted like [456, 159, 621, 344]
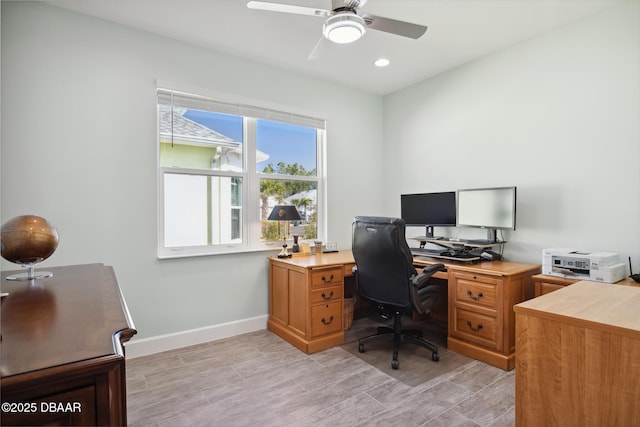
[268, 205, 301, 221]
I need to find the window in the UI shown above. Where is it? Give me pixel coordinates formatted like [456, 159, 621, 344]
[157, 88, 326, 258]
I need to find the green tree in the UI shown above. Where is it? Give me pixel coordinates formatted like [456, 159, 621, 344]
[290, 197, 312, 211]
[260, 162, 318, 241]
[290, 197, 311, 226]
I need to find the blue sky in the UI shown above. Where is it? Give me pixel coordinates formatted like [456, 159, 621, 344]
[184, 110, 317, 172]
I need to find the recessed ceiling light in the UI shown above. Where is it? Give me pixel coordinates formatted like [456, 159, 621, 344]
[374, 58, 390, 67]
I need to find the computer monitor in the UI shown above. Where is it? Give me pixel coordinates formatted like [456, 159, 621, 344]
[456, 186, 517, 242]
[400, 191, 456, 238]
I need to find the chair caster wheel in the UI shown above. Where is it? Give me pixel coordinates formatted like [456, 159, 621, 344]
[358, 343, 365, 353]
[391, 360, 399, 369]
[432, 352, 439, 362]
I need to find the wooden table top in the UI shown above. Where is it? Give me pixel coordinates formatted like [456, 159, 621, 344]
[532, 273, 640, 287]
[269, 250, 355, 269]
[270, 249, 540, 277]
[1, 263, 136, 378]
[514, 280, 640, 337]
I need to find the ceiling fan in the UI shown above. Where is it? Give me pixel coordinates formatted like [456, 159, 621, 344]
[247, 0, 427, 59]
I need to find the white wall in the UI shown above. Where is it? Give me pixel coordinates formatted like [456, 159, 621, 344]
[1, 2, 385, 343]
[3, 1, 639, 353]
[383, 2, 640, 265]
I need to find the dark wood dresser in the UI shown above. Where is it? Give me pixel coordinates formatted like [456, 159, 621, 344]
[1, 263, 136, 426]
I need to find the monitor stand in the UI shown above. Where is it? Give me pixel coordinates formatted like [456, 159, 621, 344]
[483, 228, 501, 243]
[417, 226, 435, 249]
[425, 225, 434, 239]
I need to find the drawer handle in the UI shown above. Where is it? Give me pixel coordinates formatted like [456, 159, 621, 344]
[321, 274, 334, 283]
[467, 290, 484, 300]
[321, 316, 334, 325]
[321, 291, 334, 300]
[467, 321, 483, 332]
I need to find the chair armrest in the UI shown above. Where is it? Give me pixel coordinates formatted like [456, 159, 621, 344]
[411, 264, 445, 288]
[410, 263, 445, 313]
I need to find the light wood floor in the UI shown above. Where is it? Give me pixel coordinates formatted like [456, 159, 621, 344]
[126, 317, 515, 426]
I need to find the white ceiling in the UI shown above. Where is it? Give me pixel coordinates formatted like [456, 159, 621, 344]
[42, 0, 624, 95]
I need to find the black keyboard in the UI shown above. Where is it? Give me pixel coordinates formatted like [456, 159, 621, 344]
[450, 252, 478, 259]
[411, 248, 446, 256]
[411, 248, 480, 260]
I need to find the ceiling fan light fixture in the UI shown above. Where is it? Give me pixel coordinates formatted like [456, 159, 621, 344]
[323, 13, 366, 44]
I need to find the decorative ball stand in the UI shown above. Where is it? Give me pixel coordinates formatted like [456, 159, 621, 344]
[1, 214, 59, 281]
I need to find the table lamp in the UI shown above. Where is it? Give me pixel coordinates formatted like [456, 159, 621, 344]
[290, 225, 306, 253]
[268, 205, 301, 258]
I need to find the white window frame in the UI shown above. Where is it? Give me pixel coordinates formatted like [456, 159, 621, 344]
[157, 84, 326, 259]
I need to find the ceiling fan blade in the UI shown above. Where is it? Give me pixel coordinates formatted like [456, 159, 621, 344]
[307, 36, 330, 60]
[343, 0, 368, 8]
[361, 13, 427, 39]
[247, 1, 330, 17]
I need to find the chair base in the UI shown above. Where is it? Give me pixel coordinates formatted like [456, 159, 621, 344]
[358, 312, 439, 369]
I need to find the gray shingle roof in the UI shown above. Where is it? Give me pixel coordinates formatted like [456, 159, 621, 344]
[159, 106, 238, 147]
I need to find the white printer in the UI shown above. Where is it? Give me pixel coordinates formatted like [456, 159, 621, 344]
[542, 248, 626, 283]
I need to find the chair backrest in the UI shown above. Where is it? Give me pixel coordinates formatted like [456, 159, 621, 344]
[351, 216, 416, 309]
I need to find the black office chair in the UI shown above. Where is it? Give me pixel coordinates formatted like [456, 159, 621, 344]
[352, 216, 445, 369]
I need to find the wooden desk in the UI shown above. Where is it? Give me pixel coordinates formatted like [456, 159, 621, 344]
[514, 281, 640, 426]
[268, 251, 355, 354]
[268, 250, 540, 370]
[532, 273, 639, 296]
[1, 264, 136, 426]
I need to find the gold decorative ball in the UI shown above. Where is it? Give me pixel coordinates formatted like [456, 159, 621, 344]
[1, 215, 59, 266]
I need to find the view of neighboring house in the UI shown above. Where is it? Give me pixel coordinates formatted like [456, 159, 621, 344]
[159, 105, 266, 172]
[159, 106, 316, 245]
[286, 189, 316, 222]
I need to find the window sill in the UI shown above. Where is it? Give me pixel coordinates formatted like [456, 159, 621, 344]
[157, 243, 283, 259]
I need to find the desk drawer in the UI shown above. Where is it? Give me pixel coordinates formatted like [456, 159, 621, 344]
[311, 267, 343, 287]
[452, 272, 499, 311]
[538, 282, 566, 296]
[310, 285, 342, 305]
[310, 301, 342, 337]
[454, 279, 497, 310]
[452, 307, 499, 350]
[344, 263, 356, 277]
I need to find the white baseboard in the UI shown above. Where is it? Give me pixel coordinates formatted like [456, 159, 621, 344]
[124, 314, 269, 359]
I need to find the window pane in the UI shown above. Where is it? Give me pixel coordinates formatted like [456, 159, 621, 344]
[164, 173, 243, 247]
[260, 179, 317, 242]
[231, 209, 241, 240]
[159, 106, 243, 171]
[230, 177, 242, 240]
[256, 120, 317, 176]
[158, 88, 325, 257]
